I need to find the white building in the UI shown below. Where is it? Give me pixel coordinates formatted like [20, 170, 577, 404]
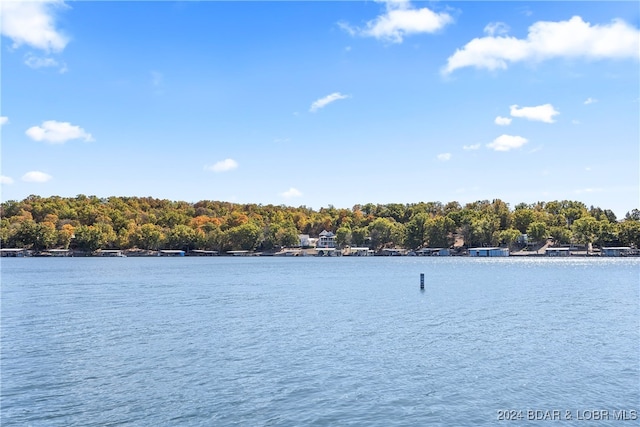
[317, 230, 336, 248]
[298, 234, 311, 247]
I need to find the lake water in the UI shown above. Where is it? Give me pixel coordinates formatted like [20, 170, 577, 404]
[1, 257, 638, 426]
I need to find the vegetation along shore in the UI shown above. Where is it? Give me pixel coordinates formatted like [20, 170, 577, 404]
[1, 195, 638, 256]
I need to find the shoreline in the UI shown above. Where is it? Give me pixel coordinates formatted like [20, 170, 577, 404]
[1, 247, 637, 258]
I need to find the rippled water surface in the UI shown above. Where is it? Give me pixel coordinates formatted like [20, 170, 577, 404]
[2, 257, 638, 426]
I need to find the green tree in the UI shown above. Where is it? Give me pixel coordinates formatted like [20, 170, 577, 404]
[513, 208, 536, 234]
[468, 216, 500, 247]
[425, 216, 455, 248]
[275, 224, 299, 248]
[527, 222, 548, 243]
[571, 216, 599, 247]
[618, 220, 640, 247]
[259, 225, 278, 251]
[588, 206, 616, 223]
[625, 209, 640, 221]
[595, 220, 618, 247]
[225, 222, 262, 251]
[0, 218, 11, 247]
[95, 222, 117, 249]
[157, 209, 189, 228]
[136, 223, 164, 250]
[34, 221, 58, 250]
[0, 200, 22, 218]
[165, 224, 199, 251]
[13, 219, 37, 248]
[74, 225, 103, 252]
[548, 226, 572, 245]
[368, 217, 404, 250]
[351, 226, 368, 247]
[499, 228, 521, 249]
[405, 213, 429, 249]
[203, 228, 224, 251]
[560, 201, 587, 226]
[336, 225, 352, 248]
[491, 199, 512, 230]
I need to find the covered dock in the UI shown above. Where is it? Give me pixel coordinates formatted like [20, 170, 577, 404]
[468, 247, 509, 257]
[0, 248, 30, 257]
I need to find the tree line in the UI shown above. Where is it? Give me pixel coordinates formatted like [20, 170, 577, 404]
[1, 195, 639, 252]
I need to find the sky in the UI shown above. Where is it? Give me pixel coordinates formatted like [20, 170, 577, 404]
[1, 0, 639, 218]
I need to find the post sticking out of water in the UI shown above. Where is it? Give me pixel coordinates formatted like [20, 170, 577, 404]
[420, 273, 425, 289]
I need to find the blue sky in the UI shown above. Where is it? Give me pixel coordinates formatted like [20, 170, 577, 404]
[1, 1, 639, 218]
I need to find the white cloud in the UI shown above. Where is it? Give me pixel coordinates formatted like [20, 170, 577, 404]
[572, 119, 581, 125]
[22, 171, 52, 183]
[528, 146, 543, 154]
[24, 53, 67, 72]
[0, 0, 69, 52]
[510, 104, 559, 123]
[280, 187, 303, 199]
[484, 22, 510, 36]
[495, 116, 512, 126]
[437, 153, 451, 161]
[26, 120, 94, 144]
[339, 0, 452, 44]
[463, 143, 481, 150]
[575, 187, 603, 194]
[206, 159, 238, 173]
[338, 22, 357, 37]
[520, 7, 533, 18]
[487, 134, 528, 151]
[24, 54, 58, 68]
[309, 92, 350, 112]
[0, 116, 8, 126]
[0, 175, 14, 185]
[584, 97, 597, 105]
[443, 16, 640, 74]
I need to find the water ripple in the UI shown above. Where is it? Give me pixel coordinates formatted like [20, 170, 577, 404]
[2, 257, 638, 426]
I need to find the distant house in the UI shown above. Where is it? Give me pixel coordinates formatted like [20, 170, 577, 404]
[601, 247, 631, 257]
[468, 247, 509, 257]
[298, 234, 311, 248]
[317, 230, 336, 248]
